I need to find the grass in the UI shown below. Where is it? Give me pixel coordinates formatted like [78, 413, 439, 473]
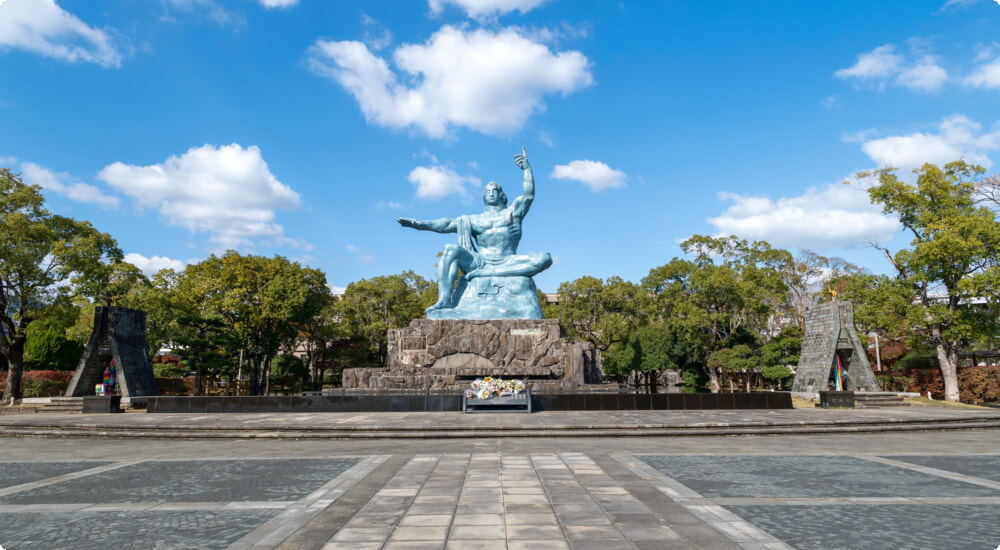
[904, 396, 994, 409]
[791, 395, 818, 408]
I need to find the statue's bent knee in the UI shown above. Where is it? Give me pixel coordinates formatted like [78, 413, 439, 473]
[536, 251, 553, 269]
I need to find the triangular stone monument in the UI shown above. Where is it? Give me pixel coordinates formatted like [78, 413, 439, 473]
[792, 301, 881, 393]
[66, 306, 158, 398]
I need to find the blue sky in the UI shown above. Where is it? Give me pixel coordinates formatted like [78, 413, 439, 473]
[2, 0, 999, 294]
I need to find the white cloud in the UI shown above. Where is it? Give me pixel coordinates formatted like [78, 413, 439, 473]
[938, 0, 981, 10]
[859, 115, 1000, 171]
[835, 43, 948, 92]
[376, 199, 403, 210]
[408, 165, 481, 200]
[550, 160, 626, 192]
[964, 56, 1000, 89]
[0, 0, 123, 67]
[361, 14, 392, 51]
[258, 0, 297, 8]
[19, 161, 120, 210]
[835, 45, 903, 82]
[896, 56, 948, 91]
[708, 184, 900, 252]
[345, 244, 375, 263]
[307, 25, 592, 138]
[428, 0, 549, 20]
[123, 253, 187, 275]
[98, 144, 304, 249]
[163, 0, 241, 26]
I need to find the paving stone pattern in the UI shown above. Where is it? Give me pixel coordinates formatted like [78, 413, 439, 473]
[633, 455, 999, 498]
[886, 455, 1000, 483]
[2, 452, 1000, 549]
[729, 505, 1000, 550]
[0, 462, 111, 490]
[0, 509, 281, 550]
[633, 454, 1000, 550]
[0, 459, 360, 505]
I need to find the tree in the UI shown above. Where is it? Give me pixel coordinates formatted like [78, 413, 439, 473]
[24, 318, 84, 371]
[549, 275, 648, 353]
[759, 325, 802, 390]
[864, 161, 1000, 401]
[616, 322, 697, 392]
[172, 314, 229, 396]
[178, 252, 331, 395]
[642, 236, 791, 392]
[335, 271, 433, 368]
[294, 296, 339, 391]
[1, 169, 122, 403]
[707, 344, 759, 392]
[781, 250, 865, 329]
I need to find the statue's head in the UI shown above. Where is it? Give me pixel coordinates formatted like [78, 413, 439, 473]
[483, 182, 508, 208]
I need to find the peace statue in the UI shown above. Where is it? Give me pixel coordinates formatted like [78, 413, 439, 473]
[397, 147, 552, 319]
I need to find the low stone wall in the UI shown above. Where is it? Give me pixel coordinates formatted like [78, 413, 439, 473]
[144, 392, 793, 413]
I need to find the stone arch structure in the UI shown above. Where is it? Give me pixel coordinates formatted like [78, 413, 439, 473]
[66, 306, 158, 399]
[792, 301, 880, 393]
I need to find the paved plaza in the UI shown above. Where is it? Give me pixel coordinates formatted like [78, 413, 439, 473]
[1, 411, 999, 549]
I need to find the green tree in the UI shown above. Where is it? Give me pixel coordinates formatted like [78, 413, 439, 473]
[178, 252, 331, 395]
[616, 322, 697, 392]
[759, 325, 802, 390]
[642, 236, 790, 392]
[172, 314, 230, 396]
[294, 296, 339, 390]
[864, 161, 1000, 401]
[335, 271, 433, 368]
[707, 344, 759, 392]
[24, 318, 84, 371]
[1, 169, 122, 403]
[549, 276, 648, 354]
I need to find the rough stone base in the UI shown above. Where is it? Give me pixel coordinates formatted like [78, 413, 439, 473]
[341, 318, 603, 391]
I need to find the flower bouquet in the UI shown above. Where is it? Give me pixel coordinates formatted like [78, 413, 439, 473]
[465, 377, 526, 400]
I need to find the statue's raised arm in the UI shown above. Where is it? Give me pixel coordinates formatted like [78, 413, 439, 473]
[512, 146, 534, 218]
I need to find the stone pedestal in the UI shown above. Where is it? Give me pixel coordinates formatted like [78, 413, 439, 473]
[428, 276, 543, 319]
[341, 319, 602, 392]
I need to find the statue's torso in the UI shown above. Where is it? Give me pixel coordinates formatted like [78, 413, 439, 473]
[469, 208, 521, 260]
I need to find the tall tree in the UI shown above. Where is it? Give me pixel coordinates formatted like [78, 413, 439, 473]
[1, 169, 123, 403]
[642, 236, 791, 392]
[549, 275, 648, 353]
[178, 252, 331, 395]
[864, 161, 1000, 401]
[335, 271, 433, 368]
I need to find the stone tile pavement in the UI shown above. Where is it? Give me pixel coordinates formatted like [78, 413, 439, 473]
[1, 428, 999, 549]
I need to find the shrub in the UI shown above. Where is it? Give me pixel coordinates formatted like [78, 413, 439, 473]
[20, 371, 74, 397]
[959, 366, 1000, 403]
[24, 319, 84, 371]
[154, 377, 194, 395]
[154, 364, 189, 377]
[906, 368, 945, 398]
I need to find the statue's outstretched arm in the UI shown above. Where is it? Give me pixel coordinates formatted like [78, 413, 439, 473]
[512, 146, 534, 218]
[397, 217, 457, 233]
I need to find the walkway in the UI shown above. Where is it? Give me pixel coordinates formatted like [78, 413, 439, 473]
[1, 407, 998, 549]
